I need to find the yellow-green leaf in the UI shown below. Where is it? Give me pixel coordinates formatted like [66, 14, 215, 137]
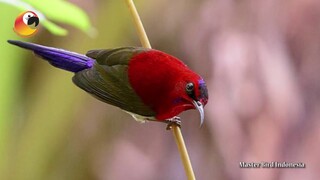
[24, 0, 92, 33]
[41, 19, 68, 36]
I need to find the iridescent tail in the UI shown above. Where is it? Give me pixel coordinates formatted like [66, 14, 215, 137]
[7, 40, 94, 72]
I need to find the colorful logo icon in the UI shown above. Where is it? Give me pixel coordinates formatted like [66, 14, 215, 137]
[14, 11, 40, 37]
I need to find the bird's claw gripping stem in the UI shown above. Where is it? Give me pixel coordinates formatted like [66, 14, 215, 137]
[165, 116, 181, 130]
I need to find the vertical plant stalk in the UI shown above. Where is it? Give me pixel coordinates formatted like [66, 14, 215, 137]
[125, 0, 196, 179]
[125, 0, 151, 48]
[172, 125, 196, 180]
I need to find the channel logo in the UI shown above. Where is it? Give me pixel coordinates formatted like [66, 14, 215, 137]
[14, 11, 40, 37]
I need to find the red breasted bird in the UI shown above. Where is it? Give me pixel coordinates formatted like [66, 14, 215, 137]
[8, 40, 208, 125]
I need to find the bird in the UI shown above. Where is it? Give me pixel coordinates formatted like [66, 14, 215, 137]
[8, 40, 208, 126]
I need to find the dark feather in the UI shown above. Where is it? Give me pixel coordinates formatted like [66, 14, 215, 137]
[73, 48, 156, 117]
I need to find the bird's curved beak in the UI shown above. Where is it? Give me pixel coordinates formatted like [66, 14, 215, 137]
[192, 100, 204, 127]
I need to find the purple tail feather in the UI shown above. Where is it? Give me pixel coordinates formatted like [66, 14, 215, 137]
[8, 40, 94, 72]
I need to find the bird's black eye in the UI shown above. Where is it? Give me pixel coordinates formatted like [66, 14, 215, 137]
[185, 82, 194, 95]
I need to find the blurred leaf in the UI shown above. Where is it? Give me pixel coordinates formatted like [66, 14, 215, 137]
[25, 0, 92, 33]
[41, 20, 68, 36]
[0, 0, 93, 36]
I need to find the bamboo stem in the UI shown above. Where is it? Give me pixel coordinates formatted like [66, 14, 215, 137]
[125, 0, 151, 49]
[172, 125, 196, 180]
[125, 0, 195, 179]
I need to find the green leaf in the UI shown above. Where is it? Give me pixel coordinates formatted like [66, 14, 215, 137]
[1, 0, 94, 36]
[24, 0, 92, 33]
[41, 19, 68, 36]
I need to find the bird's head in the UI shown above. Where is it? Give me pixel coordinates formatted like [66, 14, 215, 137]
[178, 77, 208, 126]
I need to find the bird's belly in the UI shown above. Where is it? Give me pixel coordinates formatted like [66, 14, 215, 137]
[123, 110, 156, 123]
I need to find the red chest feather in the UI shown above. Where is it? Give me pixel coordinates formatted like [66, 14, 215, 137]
[128, 50, 199, 120]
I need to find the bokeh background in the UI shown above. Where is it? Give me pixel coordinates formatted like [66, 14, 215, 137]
[1, 0, 320, 179]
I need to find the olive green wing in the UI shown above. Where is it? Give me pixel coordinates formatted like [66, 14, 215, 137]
[72, 47, 156, 117]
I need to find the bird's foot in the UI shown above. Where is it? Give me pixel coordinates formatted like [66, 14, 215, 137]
[165, 116, 181, 130]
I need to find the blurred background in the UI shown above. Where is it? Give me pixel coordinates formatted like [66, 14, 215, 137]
[1, 0, 320, 179]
